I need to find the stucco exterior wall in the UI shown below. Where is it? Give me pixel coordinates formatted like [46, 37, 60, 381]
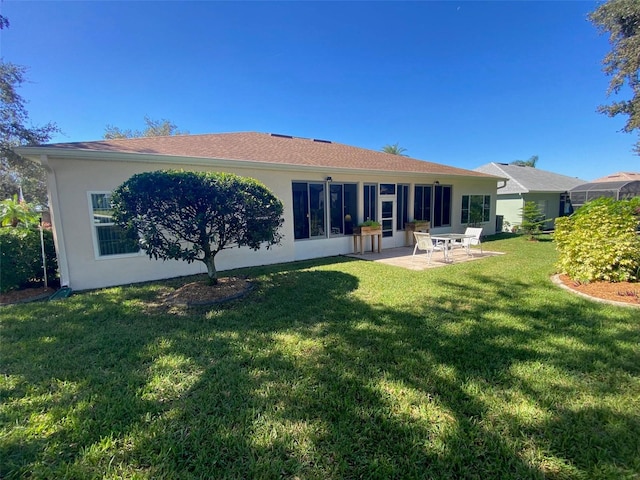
[44, 155, 498, 290]
[494, 194, 524, 230]
[522, 193, 561, 229]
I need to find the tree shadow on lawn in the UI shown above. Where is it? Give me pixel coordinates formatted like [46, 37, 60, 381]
[1, 266, 639, 478]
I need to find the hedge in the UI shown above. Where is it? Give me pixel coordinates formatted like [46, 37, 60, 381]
[0, 227, 58, 293]
[555, 197, 640, 283]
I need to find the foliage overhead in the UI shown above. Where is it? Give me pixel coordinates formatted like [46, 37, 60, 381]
[104, 116, 188, 139]
[510, 155, 538, 168]
[589, 0, 640, 153]
[555, 197, 640, 282]
[381, 143, 408, 156]
[0, 61, 59, 205]
[112, 170, 284, 284]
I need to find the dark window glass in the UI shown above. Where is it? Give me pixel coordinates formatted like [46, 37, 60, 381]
[433, 185, 452, 227]
[90, 193, 139, 256]
[292, 182, 310, 239]
[414, 185, 432, 221]
[363, 184, 377, 223]
[380, 183, 396, 195]
[397, 184, 409, 230]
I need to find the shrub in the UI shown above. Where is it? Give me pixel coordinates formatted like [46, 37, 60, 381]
[555, 197, 640, 282]
[0, 227, 58, 292]
[520, 201, 546, 239]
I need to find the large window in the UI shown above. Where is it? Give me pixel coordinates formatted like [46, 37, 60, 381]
[293, 182, 357, 239]
[363, 184, 377, 223]
[396, 184, 409, 230]
[461, 195, 491, 224]
[414, 185, 432, 222]
[330, 183, 357, 235]
[292, 182, 326, 239]
[414, 184, 452, 227]
[89, 193, 140, 257]
[433, 185, 452, 227]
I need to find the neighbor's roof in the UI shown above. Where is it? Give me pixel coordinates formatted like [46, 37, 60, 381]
[474, 162, 586, 194]
[17, 131, 497, 179]
[591, 172, 640, 182]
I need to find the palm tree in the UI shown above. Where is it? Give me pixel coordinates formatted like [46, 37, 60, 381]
[510, 155, 538, 167]
[381, 143, 408, 156]
[0, 195, 39, 227]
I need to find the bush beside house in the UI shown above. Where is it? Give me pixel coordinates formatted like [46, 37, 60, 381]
[555, 197, 640, 283]
[0, 228, 57, 292]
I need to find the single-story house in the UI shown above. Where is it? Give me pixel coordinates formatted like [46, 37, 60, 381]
[17, 132, 501, 290]
[474, 162, 586, 231]
[569, 171, 640, 209]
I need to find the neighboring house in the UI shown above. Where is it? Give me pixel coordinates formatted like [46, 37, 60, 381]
[569, 171, 640, 208]
[17, 132, 500, 290]
[474, 162, 586, 231]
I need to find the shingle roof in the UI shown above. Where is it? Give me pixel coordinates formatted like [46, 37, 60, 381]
[35, 131, 496, 178]
[591, 172, 640, 182]
[474, 162, 586, 194]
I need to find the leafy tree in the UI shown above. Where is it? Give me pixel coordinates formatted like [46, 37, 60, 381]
[589, 0, 640, 153]
[0, 195, 39, 228]
[112, 170, 284, 285]
[381, 143, 408, 156]
[104, 116, 188, 139]
[510, 155, 538, 167]
[0, 18, 59, 205]
[520, 201, 546, 239]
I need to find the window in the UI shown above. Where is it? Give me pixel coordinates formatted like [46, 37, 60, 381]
[461, 195, 491, 224]
[363, 184, 377, 223]
[414, 185, 432, 222]
[380, 183, 396, 195]
[89, 193, 139, 257]
[433, 185, 452, 227]
[415, 184, 452, 227]
[292, 182, 326, 239]
[396, 184, 409, 230]
[330, 183, 357, 235]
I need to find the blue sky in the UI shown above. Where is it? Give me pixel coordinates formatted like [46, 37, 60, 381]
[2, 0, 638, 180]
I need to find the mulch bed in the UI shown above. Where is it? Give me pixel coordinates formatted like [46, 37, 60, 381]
[0, 287, 56, 305]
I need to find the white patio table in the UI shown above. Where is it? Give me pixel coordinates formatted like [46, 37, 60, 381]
[429, 233, 474, 263]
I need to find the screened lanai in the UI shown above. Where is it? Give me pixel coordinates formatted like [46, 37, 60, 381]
[569, 180, 640, 208]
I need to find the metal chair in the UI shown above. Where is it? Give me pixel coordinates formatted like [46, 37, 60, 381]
[459, 227, 483, 255]
[412, 232, 444, 265]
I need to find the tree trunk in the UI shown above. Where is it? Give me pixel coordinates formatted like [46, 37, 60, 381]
[204, 254, 218, 285]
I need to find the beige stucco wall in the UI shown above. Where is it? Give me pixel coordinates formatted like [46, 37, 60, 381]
[43, 154, 498, 290]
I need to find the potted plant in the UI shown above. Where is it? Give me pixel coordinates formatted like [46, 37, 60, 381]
[353, 220, 381, 235]
[404, 220, 430, 232]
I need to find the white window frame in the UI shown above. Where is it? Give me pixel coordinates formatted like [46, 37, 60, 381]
[87, 191, 142, 260]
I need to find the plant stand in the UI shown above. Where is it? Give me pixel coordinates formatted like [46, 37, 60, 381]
[405, 221, 430, 246]
[352, 226, 382, 254]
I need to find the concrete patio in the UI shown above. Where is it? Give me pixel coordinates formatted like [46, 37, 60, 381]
[346, 245, 504, 271]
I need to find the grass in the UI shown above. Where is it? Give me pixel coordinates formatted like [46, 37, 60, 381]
[1, 235, 639, 479]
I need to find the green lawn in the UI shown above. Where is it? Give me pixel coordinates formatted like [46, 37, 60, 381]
[1, 236, 639, 479]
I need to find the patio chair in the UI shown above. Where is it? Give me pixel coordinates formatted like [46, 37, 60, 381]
[412, 232, 444, 265]
[458, 227, 483, 255]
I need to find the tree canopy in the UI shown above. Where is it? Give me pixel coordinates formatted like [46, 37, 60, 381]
[104, 116, 188, 139]
[0, 19, 59, 205]
[112, 170, 284, 284]
[590, 0, 640, 153]
[510, 155, 538, 167]
[381, 143, 408, 156]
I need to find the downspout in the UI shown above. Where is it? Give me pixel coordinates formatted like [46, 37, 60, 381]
[40, 155, 71, 288]
[497, 178, 508, 190]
